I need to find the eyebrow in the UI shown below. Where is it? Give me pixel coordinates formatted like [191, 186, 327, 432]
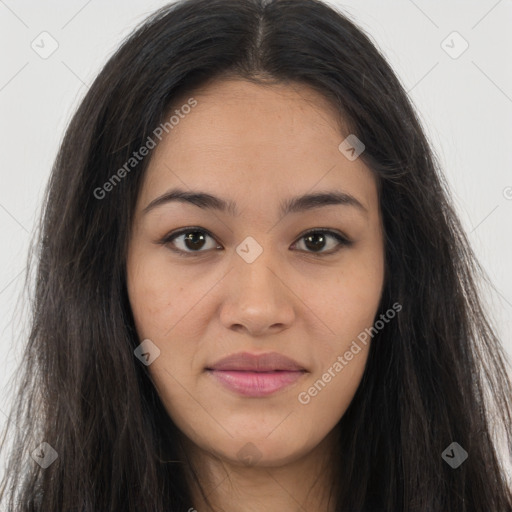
[142, 187, 368, 217]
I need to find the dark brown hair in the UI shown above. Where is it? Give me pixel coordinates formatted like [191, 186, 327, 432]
[1, 0, 511, 510]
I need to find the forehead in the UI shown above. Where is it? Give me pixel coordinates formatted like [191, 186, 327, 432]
[168, 78, 347, 149]
[141, 79, 377, 215]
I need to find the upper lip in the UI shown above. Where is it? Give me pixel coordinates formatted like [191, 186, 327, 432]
[206, 351, 306, 372]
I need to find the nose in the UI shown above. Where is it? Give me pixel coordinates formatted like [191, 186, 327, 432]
[219, 247, 296, 337]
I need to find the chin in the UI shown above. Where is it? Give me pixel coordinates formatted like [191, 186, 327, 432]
[206, 432, 315, 468]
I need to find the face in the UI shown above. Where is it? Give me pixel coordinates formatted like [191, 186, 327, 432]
[126, 79, 385, 468]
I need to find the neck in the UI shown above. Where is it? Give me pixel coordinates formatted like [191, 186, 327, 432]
[180, 429, 340, 512]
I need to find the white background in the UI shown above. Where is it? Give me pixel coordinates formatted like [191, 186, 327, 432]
[0, 0, 511, 480]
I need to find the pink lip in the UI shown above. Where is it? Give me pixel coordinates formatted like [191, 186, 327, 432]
[206, 351, 307, 397]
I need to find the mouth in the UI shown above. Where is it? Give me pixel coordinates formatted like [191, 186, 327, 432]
[205, 351, 308, 397]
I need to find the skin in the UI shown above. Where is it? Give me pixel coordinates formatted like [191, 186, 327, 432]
[126, 78, 385, 512]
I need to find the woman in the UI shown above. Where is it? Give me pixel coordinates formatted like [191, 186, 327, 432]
[1, 0, 511, 510]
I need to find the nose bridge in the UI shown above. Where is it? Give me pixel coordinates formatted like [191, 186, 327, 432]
[219, 234, 295, 333]
[232, 234, 282, 299]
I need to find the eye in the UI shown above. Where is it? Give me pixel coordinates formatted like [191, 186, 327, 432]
[160, 228, 221, 256]
[158, 227, 352, 257]
[291, 229, 352, 254]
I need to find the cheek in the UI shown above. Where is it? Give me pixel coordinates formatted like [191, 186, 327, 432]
[302, 251, 384, 359]
[126, 248, 184, 337]
[126, 248, 215, 391]
[297, 350, 368, 420]
[294, 250, 383, 416]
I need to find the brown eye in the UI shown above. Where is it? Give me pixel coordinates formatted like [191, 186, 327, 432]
[292, 229, 352, 255]
[160, 227, 351, 258]
[162, 228, 221, 255]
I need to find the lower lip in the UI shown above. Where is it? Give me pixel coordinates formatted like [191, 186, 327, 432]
[207, 370, 306, 397]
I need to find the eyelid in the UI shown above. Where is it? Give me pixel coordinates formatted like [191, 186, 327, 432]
[158, 227, 353, 257]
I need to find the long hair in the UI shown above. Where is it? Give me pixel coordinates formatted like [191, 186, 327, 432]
[1, 0, 511, 510]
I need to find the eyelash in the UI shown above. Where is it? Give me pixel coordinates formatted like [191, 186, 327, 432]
[158, 227, 353, 258]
